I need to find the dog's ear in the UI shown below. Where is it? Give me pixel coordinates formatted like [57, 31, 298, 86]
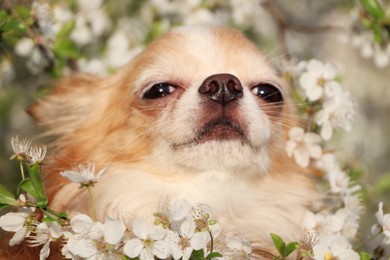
[28, 75, 109, 136]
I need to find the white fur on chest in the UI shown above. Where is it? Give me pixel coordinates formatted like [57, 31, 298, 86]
[54, 166, 311, 244]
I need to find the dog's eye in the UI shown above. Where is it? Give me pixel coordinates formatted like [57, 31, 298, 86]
[251, 83, 283, 103]
[143, 83, 177, 99]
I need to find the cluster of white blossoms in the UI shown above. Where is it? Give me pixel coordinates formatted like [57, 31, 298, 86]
[0, 176, 252, 260]
[283, 59, 368, 259]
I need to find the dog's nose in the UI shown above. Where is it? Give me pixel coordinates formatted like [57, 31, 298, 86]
[198, 73, 243, 106]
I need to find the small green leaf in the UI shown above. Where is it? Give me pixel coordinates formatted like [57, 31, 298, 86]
[359, 251, 372, 260]
[360, 0, 385, 19]
[206, 252, 223, 259]
[55, 20, 76, 46]
[28, 163, 46, 198]
[37, 197, 48, 209]
[284, 242, 299, 257]
[190, 249, 205, 260]
[0, 184, 17, 206]
[270, 233, 285, 255]
[19, 178, 39, 198]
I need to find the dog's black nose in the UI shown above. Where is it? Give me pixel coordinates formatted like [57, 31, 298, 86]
[198, 73, 243, 106]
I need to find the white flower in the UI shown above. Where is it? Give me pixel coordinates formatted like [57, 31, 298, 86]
[286, 127, 322, 168]
[373, 43, 390, 69]
[66, 214, 104, 258]
[70, 0, 111, 45]
[299, 59, 341, 101]
[192, 203, 220, 238]
[28, 221, 63, 260]
[104, 217, 126, 245]
[0, 212, 31, 246]
[15, 38, 35, 57]
[167, 218, 209, 260]
[222, 236, 252, 260]
[77, 58, 108, 76]
[313, 235, 359, 260]
[27, 145, 47, 164]
[60, 162, 108, 185]
[123, 217, 170, 260]
[326, 167, 350, 194]
[316, 90, 355, 140]
[10, 135, 32, 159]
[375, 202, 390, 244]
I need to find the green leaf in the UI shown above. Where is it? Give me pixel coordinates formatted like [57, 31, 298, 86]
[206, 252, 223, 259]
[270, 233, 285, 255]
[190, 249, 205, 260]
[19, 178, 38, 198]
[28, 163, 46, 199]
[359, 251, 371, 260]
[55, 20, 75, 46]
[0, 184, 17, 206]
[284, 242, 299, 257]
[360, 0, 385, 19]
[37, 197, 48, 209]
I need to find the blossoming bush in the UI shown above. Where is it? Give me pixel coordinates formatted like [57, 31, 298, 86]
[1, 0, 390, 259]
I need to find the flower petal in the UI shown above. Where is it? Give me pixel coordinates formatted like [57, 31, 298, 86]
[132, 218, 149, 240]
[9, 226, 28, 246]
[153, 240, 170, 259]
[124, 239, 144, 258]
[39, 241, 51, 260]
[191, 231, 209, 250]
[104, 218, 126, 245]
[67, 238, 97, 258]
[70, 214, 93, 235]
[0, 212, 27, 232]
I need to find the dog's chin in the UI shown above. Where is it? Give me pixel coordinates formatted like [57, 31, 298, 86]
[166, 131, 269, 175]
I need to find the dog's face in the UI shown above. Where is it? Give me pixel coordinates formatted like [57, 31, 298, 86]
[32, 26, 294, 183]
[125, 27, 289, 176]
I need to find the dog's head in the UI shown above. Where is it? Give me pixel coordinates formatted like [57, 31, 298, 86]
[30, 26, 296, 180]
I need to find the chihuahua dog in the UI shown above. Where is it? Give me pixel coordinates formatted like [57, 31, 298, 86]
[29, 26, 316, 258]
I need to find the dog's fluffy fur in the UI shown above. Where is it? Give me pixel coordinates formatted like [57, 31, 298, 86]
[28, 26, 317, 258]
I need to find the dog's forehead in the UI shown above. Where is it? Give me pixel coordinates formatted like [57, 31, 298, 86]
[132, 27, 278, 89]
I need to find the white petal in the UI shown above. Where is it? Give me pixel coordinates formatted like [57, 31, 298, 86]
[132, 218, 149, 240]
[9, 226, 28, 246]
[308, 145, 322, 159]
[15, 38, 35, 57]
[70, 214, 93, 235]
[320, 122, 333, 141]
[60, 170, 88, 183]
[179, 218, 195, 237]
[323, 62, 337, 79]
[288, 127, 304, 140]
[104, 218, 126, 245]
[306, 86, 323, 102]
[140, 248, 155, 260]
[89, 221, 104, 240]
[285, 141, 297, 157]
[375, 202, 384, 226]
[67, 238, 97, 258]
[153, 240, 170, 259]
[149, 226, 167, 241]
[0, 212, 27, 232]
[182, 247, 193, 260]
[294, 148, 310, 168]
[49, 221, 63, 239]
[191, 231, 209, 250]
[123, 239, 144, 258]
[39, 241, 51, 260]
